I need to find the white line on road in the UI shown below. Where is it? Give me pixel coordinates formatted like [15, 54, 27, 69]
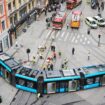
[64, 32, 69, 41]
[56, 31, 60, 38]
[61, 31, 65, 38]
[77, 34, 80, 39]
[71, 36, 76, 42]
[75, 40, 78, 43]
[80, 38, 83, 42]
[82, 34, 84, 37]
[85, 37, 87, 41]
[45, 30, 52, 39]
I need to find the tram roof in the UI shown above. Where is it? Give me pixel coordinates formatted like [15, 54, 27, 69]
[4, 58, 20, 70]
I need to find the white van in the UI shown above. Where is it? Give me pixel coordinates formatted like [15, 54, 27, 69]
[93, 16, 105, 27]
[85, 17, 98, 28]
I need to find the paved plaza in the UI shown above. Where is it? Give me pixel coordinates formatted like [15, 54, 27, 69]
[0, 0, 105, 105]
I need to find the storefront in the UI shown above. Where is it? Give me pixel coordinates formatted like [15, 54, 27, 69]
[0, 30, 10, 52]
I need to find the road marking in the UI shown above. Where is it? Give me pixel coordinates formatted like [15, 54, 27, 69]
[87, 41, 90, 44]
[80, 38, 83, 42]
[85, 37, 87, 41]
[69, 33, 73, 41]
[71, 36, 76, 42]
[45, 30, 52, 39]
[75, 40, 78, 43]
[64, 32, 69, 41]
[61, 31, 65, 38]
[56, 31, 60, 38]
[77, 34, 80, 39]
[82, 34, 84, 37]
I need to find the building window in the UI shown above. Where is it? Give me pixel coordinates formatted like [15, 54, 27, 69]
[0, 41, 3, 52]
[13, 0, 16, 8]
[0, 4, 3, 15]
[19, 0, 21, 5]
[8, 3, 11, 11]
[3, 36, 9, 49]
[32, 0, 34, 7]
[28, 3, 31, 10]
[10, 17, 13, 25]
[1, 21, 5, 30]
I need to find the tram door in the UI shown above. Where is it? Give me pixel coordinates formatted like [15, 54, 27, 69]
[37, 76, 44, 96]
[0, 66, 11, 83]
[68, 80, 77, 91]
[101, 75, 105, 86]
[47, 82, 56, 94]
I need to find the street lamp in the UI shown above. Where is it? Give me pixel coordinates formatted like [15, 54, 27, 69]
[98, 34, 101, 47]
[26, 48, 31, 61]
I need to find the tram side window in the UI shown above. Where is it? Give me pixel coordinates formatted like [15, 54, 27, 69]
[16, 77, 26, 86]
[19, 79, 25, 86]
[95, 77, 100, 83]
[86, 78, 94, 85]
[60, 81, 65, 88]
[27, 81, 33, 88]
[102, 75, 105, 85]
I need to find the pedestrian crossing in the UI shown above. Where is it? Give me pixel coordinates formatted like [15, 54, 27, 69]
[44, 30, 92, 45]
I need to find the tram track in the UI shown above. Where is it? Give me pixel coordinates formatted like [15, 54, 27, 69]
[38, 30, 59, 70]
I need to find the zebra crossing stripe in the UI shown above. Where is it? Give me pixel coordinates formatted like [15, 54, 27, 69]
[87, 41, 90, 44]
[45, 30, 52, 39]
[75, 40, 78, 43]
[85, 37, 87, 41]
[80, 39, 83, 42]
[64, 32, 69, 41]
[82, 34, 84, 37]
[77, 35, 80, 39]
[71, 36, 76, 42]
[61, 31, 65, 38]
[56, 31, 60, 38]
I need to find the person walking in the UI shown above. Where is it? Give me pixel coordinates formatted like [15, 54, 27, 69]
[87, 28, 90, 35]
[72, 47, 75, 55]
[67, 24, 69, 29]
[88, 50, 90, 60]
[50, 63, 54, 70]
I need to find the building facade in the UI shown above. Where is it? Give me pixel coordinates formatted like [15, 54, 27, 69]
[7, 0, 48, 46]
[0, 0, 10, 52]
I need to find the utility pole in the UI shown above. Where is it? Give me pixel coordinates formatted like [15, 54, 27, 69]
[98, 34, 101, 47]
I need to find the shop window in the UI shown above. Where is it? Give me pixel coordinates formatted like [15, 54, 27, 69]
[1, 21, 5, 30]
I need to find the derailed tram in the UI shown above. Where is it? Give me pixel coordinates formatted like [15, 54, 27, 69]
[0, 53, 105, 95]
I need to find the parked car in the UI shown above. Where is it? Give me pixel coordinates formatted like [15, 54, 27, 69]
[93, 16, 105, 27]
[85, 17, 97, 28]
